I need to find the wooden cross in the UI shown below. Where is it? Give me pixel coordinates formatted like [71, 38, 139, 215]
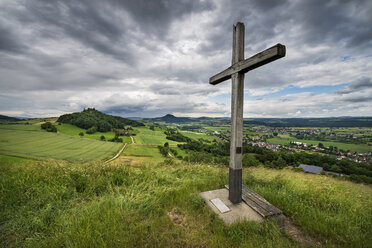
[209, 22, 286, 204]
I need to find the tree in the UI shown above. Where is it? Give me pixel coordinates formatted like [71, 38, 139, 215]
[41, 122, 57, 132]
[100, 135, 105, 141]
[318, 142, 324, 148]
[79, 132, 84, 136]
[158, 145, 169, 157]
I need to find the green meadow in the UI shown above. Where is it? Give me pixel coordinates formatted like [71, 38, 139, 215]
[0, 124, 41, 131]
[0, 155, 371, 247]
[180, 131, 221, 142]
[133, 127, 180, 146]
[0, 127, 122, 162]
[267, 135, 372, 153]
[120, 144, 165, 165]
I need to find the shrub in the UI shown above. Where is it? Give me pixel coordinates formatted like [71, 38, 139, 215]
[41, 122, 57, 132]
[86, 126, 97, 134]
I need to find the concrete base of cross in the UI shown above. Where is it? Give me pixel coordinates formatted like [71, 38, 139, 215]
[200, 187, 285, 227]
[200, 188, 262, 224]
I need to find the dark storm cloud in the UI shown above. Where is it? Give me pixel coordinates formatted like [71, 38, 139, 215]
[0, 0, 372, 117]
[292, 0, 372, 48]
[10, 0, 134, 63]
[336, 77, 372, 94]
[0, 22, 27, 54]
[108, 0, 215, 37]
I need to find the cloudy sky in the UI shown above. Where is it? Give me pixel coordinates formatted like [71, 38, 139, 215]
[0, 0, 371, 118]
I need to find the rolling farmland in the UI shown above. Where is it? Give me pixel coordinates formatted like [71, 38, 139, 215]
[133, 127, 181, 146]
[0, 127, 122, 162]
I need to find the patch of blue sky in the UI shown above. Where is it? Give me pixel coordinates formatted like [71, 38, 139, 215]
[245, 84, 348, 100]
[209, 84, 348, 102]
[341, 56, 351, 61]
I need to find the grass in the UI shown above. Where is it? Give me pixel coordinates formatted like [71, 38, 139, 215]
[0, 128, 122, 162]
[133, 127, 181, 146]
[245, 167, 372, 247]
[1, 155, 371, 247]
[119, 144, 165, 165]
[267, 136, 372, 153]
[180, 131, 221, 142]
[0, 124, 42, 131]
[170, 147, 188, 159]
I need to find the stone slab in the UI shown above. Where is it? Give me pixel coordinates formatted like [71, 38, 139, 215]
[200, 188, 263, 225]
[210, 198, 230, 213]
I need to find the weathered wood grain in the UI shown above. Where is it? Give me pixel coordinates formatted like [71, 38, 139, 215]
[210, 44, 286, 85]
[225, 184, 282, 217]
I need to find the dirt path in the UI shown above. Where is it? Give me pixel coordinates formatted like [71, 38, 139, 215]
[104, 143, 127, 164]
[130, 136, 135, 144]
[284, 217, 321, 247]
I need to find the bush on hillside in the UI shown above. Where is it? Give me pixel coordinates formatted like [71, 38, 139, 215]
[41, 122, 57, 132]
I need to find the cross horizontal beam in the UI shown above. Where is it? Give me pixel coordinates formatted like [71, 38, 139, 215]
[209, 44, 286, 85]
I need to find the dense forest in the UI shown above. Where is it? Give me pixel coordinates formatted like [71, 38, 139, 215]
[57, 108, 144, 132]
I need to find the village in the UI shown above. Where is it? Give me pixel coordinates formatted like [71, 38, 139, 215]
[209, 126, 372, 164]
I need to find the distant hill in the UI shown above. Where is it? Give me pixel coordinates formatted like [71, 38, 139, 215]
[57, 108, 144, 132]
[0, 114, 20, 123]
[145, 114, 229, 124]
[150, 114, 196, 123]
[244, 117, 372, 127]
[144, 115, 372, 127]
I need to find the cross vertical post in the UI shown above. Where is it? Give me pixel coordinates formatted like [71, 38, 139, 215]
[209, 22, 285, 205]
[229, 22, 244, 204]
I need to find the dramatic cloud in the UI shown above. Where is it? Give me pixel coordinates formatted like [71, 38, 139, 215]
[336, 77, 372, 94]
[0, 0, 371, 118]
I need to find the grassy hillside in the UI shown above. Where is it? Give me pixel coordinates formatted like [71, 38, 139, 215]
[0, 155, 371, 247]
[0, 127, 122, 162]
[133, 126, 181, 146]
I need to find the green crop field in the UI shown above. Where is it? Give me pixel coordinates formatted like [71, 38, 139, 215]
[0, 124, 41, 131]
[180, 131, 221, 142]
[267, 136, 372, 153]
[120, 144, 165, 164]
[133, 127, 181, 146]
[0, 127, 122, 162]
[203, 125, 230, 132]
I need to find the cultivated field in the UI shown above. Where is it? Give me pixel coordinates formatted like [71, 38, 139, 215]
[133, 127, 181, 146]
[180, 131, 221, 142]
[0, 127, 122, 162]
